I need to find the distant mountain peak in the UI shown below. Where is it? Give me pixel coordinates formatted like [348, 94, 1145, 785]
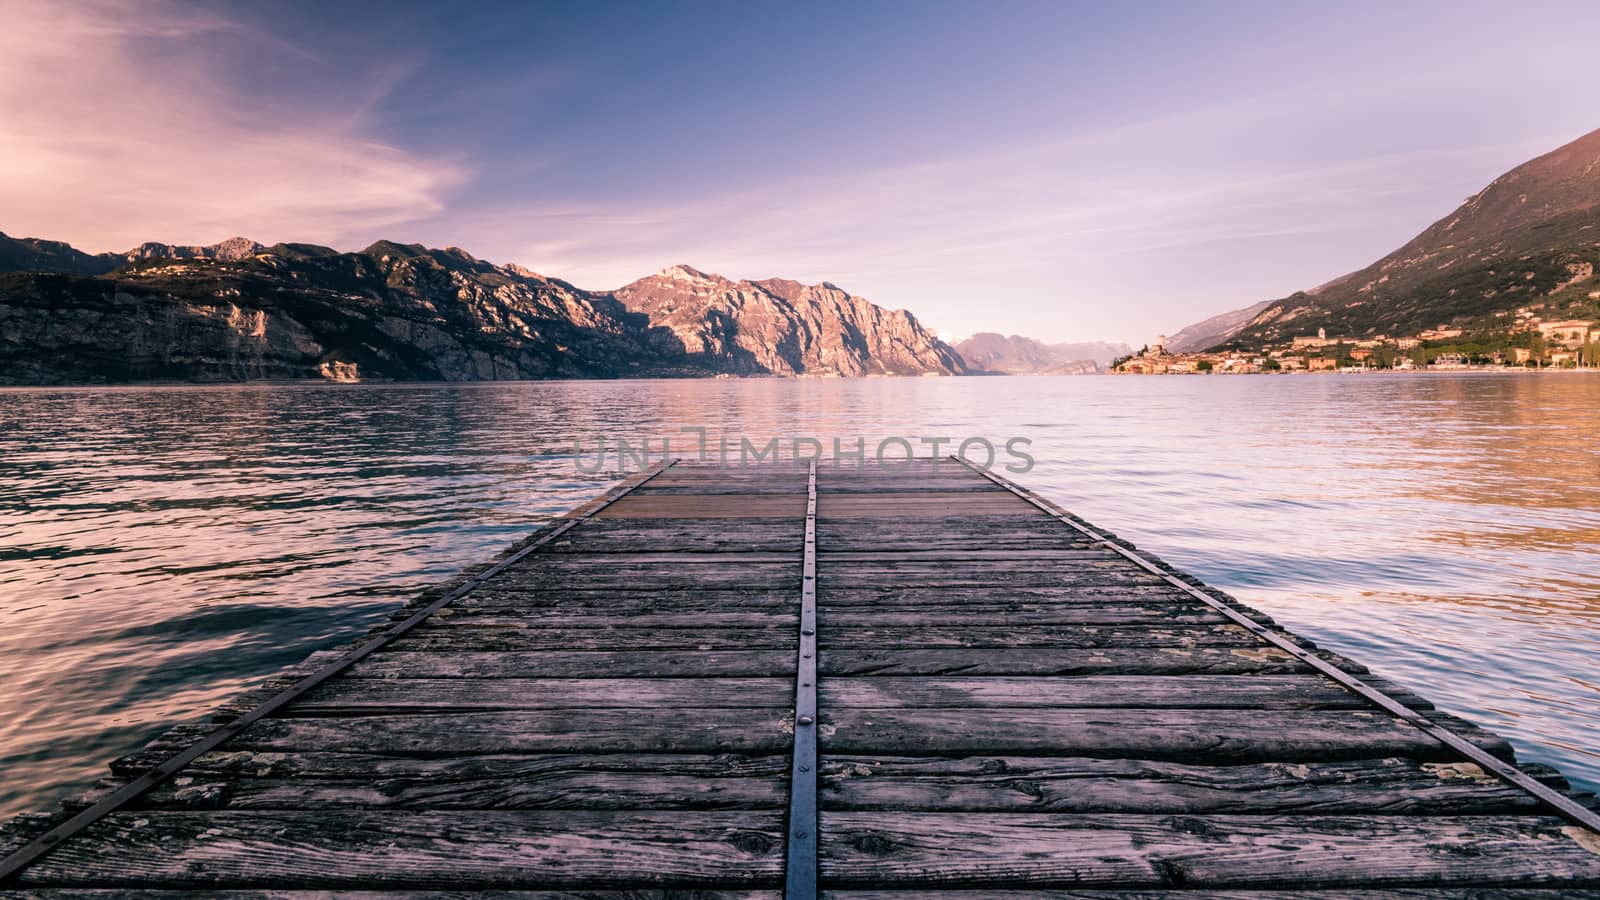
[125, 237, 264, 262]
[361, 239, 430, 259]
[953, 332, 1130, 373]
[659, 263, 713, 281]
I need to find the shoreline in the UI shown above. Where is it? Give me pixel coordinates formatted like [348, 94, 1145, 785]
[3, 367, 1600, 391]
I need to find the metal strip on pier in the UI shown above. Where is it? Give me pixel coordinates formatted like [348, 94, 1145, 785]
[955, 455, 1600, 836]
[0, 459, 678, 885]
[784, 459, 820, 899]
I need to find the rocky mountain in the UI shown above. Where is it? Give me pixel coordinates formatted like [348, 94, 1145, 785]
[953, 332, 1128, 374]
[0, 232, 266, 276]
[1217, 126, 1600, 349]
[0, 235, 965, 384]
[122, 237, 265, 262]
[0, 231, 120, 276]
[1166, 299, 1274, 352]
[611, 265, 966, 376]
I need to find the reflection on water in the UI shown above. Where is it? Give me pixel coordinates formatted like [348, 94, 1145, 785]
[0, 373, 1597, 817]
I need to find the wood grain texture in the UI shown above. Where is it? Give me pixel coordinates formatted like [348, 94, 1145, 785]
[4, 883, 780, 890]
[487, 568, 799, 591]
[816, 605, 1229, 626]
[549, 518, 801, 552]
[817, 708, 1511, 762]
[286, 677, 793, 711]
[818, 624, 1259, 649]
[819, 646, 1366, 676]
[816, 812, 1600, 887]
[818, 755, 1547, 813]
[14, 811, 786, 888]
[455, 588, 795, 609]
[303, 649, 796, 679]
[127, 710, 796, 757]
[818, 675, 1425, 710]
[812, 585, 1211, 606]
[597, 495, 809, 519]
[817, 494, 1037, 518]
[425, 610, 800, 629]
[110, 752, 789, 811]
[825, 883, 1600, 890]
[393, 626, 797, 651]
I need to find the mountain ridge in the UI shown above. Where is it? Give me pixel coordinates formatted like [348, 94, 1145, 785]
[1203, 127, 1600, 349]
[612, 265, 966, 376]
[0, 232, 965, 384]
[953, 332, 1129, 374]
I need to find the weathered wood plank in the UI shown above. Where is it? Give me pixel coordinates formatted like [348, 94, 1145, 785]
[816, 516, 1095, 551]
[818, 557, 1153, 572]
[818, 550, 1121, 561]
[652, 467, 807, 479]
[818, 708, 1512, 762]
[549, 518, 801, 552]
[394, 626, 796, 651]
[817, 481, 1005, 494]
[819, 624, 1259, 649]
[507, 552, 800, 567]
[635, 484, 810, 495]
[816, 494, 1038, 518]
[434, 588, 1263, 621]
[813, 585, 1205, 606]
[597, 496, 809, 519]
[819, 755, 1545, 814]
[817, 606, 1229, 626]
[13, 811, 786, 888]
[302, 649, 796, 679]
[0, 883, 784, 890]
[455, 588, 795, 609]
[819, 883, 1600, 890]
[818, 675, 1424, 709]
[103, 752, 789, 811]
[825, 883, 1600, 890]
[818, 571, 1170, 588]
[299, 646, 1351, 679]
[816, 812, 1600, 887]
[487, 568, 798, 591]
[425, 610, 799, 629]
[127, 708, 795, 756]
[283, 677, 793, 711]
[432, 606, 1225, 628]
[820, 646, 1366, 676]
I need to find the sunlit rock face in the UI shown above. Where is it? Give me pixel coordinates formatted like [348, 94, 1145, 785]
[0, 238, 964, 383]
[612, 264, 966, 376]
[0, 241, 671, 384]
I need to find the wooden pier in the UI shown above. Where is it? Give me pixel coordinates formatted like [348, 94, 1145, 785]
[3, 457, 1600, 894]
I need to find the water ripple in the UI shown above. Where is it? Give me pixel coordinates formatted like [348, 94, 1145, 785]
[0, 374, 1597, 817]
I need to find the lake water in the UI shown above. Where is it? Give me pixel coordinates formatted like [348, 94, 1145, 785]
[1, 373, 1598, 818]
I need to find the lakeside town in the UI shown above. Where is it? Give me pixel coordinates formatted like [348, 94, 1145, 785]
[1113, 311, 1600, 374]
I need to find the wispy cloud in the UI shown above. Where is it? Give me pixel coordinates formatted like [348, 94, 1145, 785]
[441, 104, 1545, 340]
[0, 0, 465, 251]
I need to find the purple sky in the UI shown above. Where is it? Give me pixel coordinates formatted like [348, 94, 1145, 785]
[5, 1, 1598, 343]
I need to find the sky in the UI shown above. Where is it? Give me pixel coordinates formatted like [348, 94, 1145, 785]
[4, 1, 1599, 344]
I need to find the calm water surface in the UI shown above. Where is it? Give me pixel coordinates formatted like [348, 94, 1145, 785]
[1, 374, 1598, 817]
